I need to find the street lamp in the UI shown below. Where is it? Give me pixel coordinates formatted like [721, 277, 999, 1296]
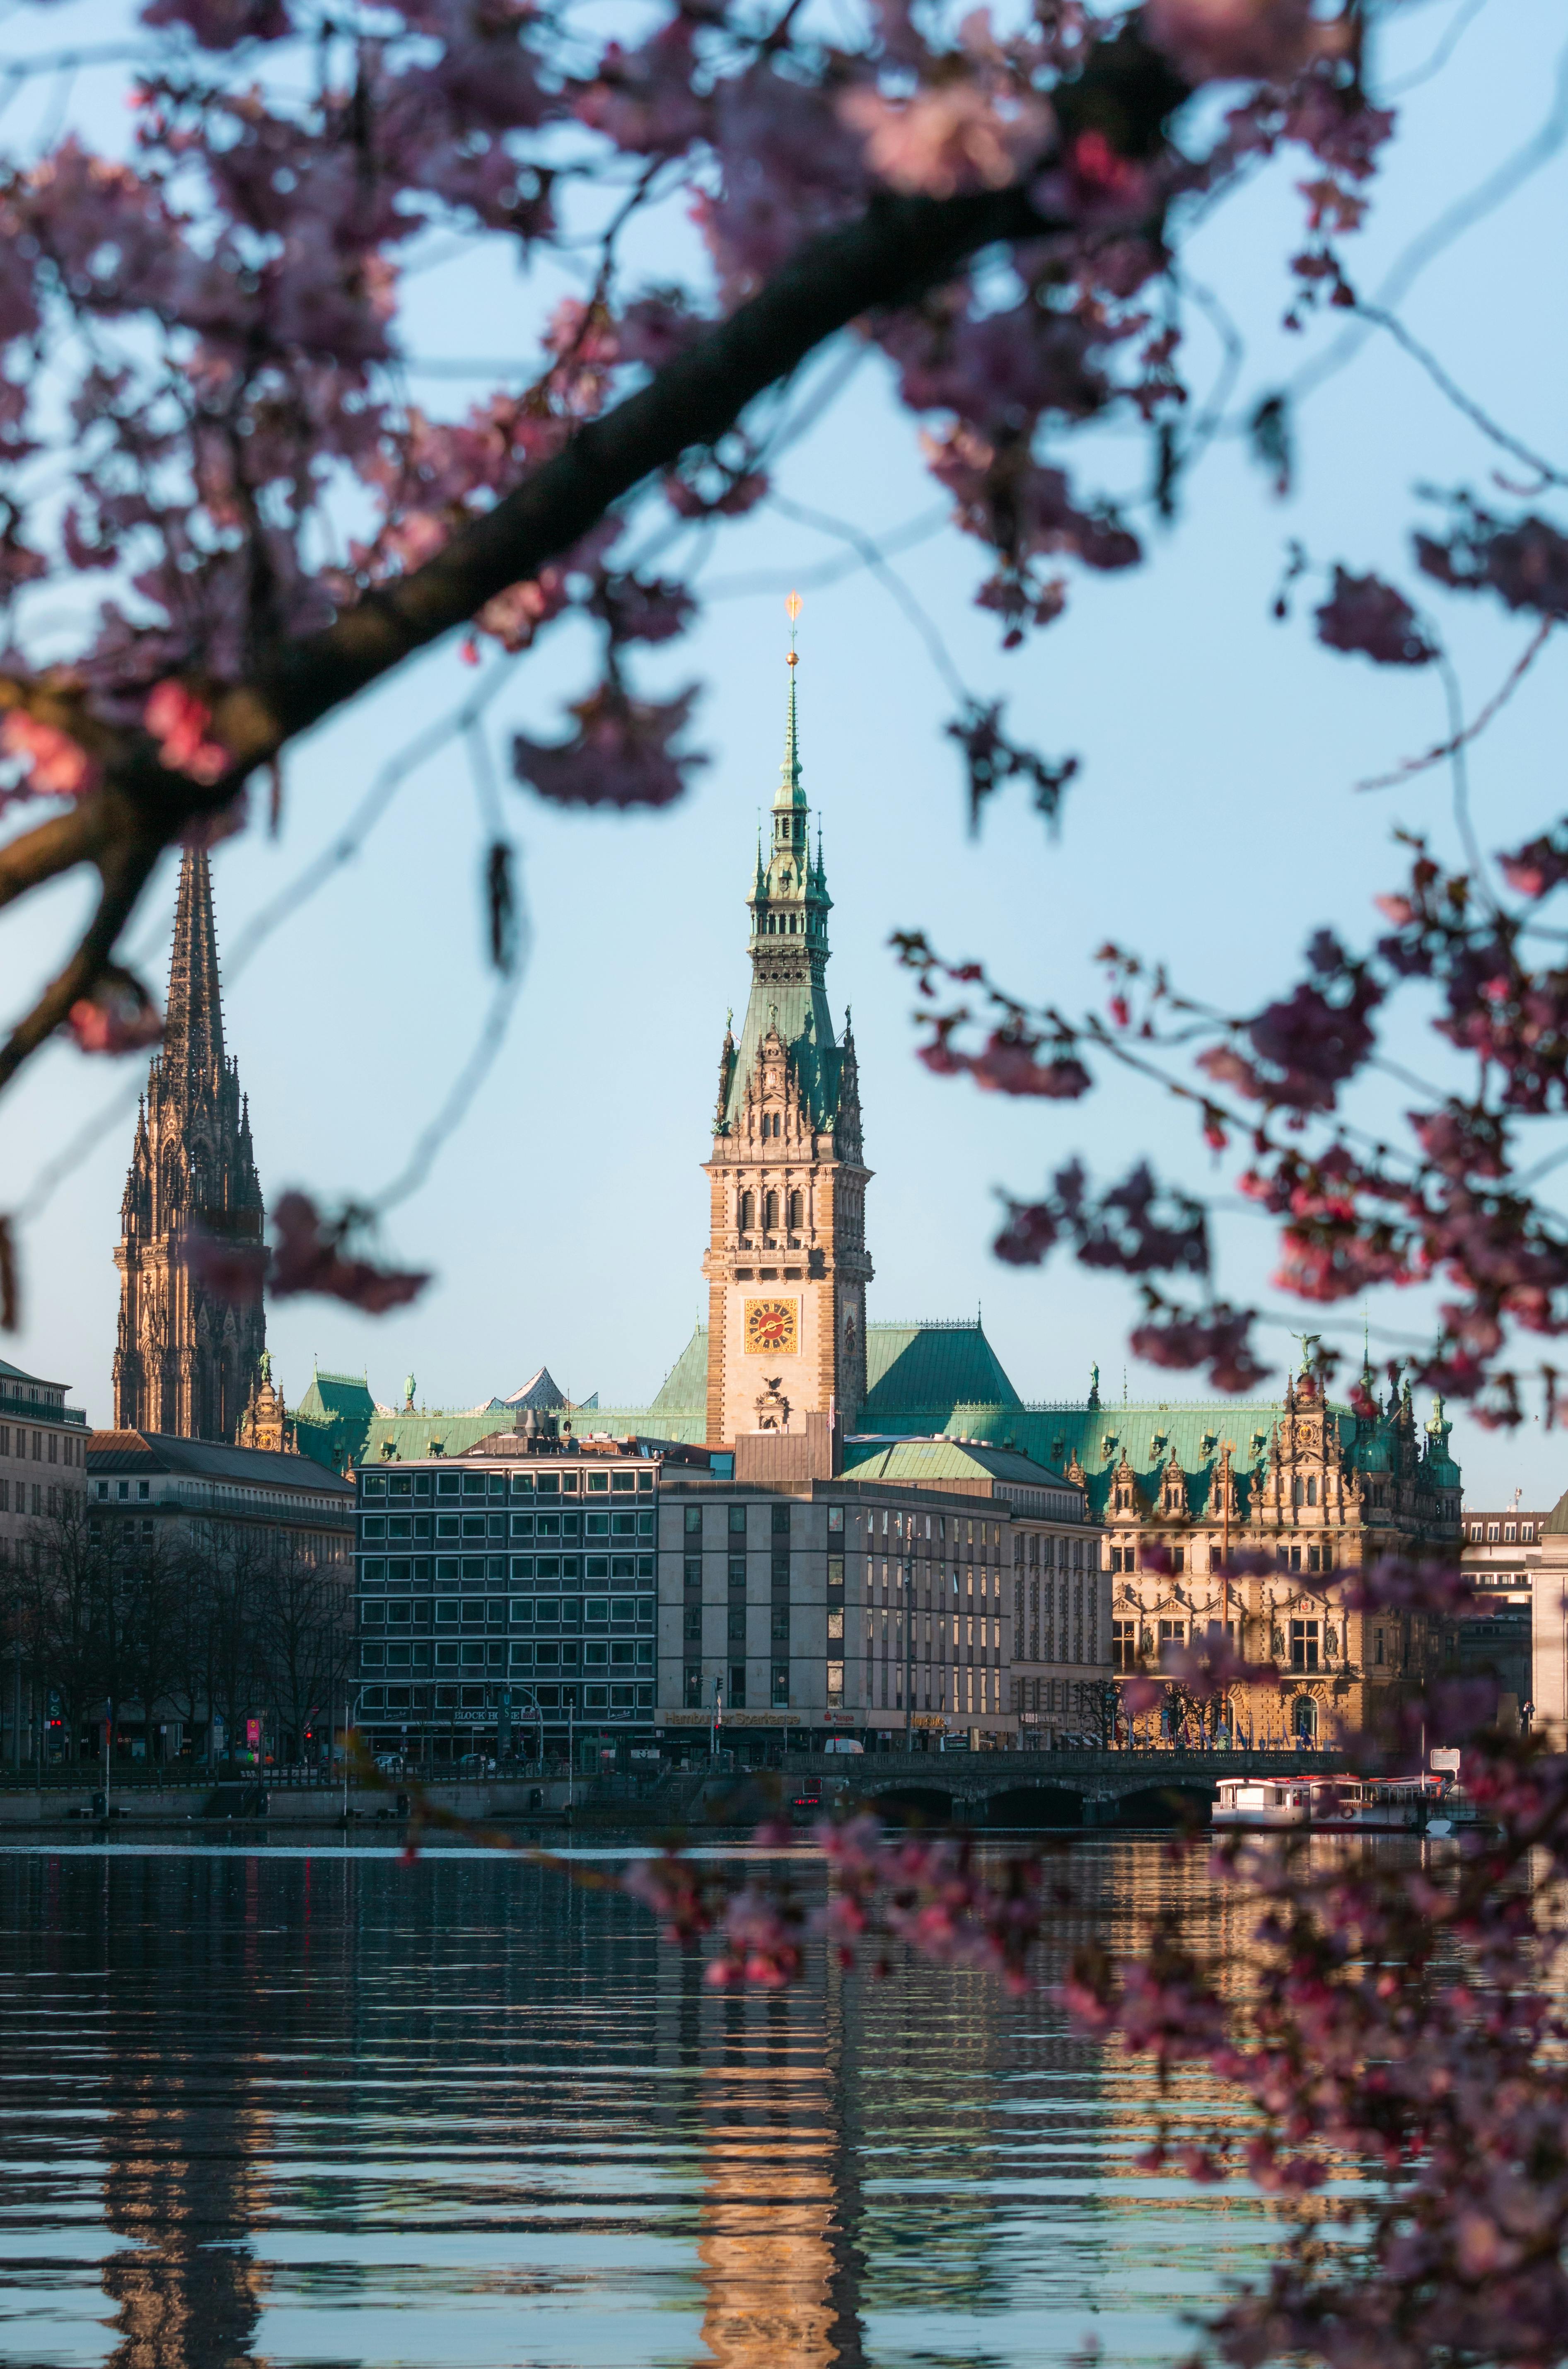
[901, 1557, 915, 1755]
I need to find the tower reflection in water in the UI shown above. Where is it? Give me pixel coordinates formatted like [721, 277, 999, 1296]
[0, 1839, 1283, 2369]
[687, 1983, 864, 2369]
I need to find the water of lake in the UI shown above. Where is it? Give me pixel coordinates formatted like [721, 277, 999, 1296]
[0, 1835, 1276, 2369]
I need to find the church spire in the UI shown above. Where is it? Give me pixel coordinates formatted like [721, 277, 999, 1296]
[163, 848, 226, 1076]
[112, 846, 266, 1442]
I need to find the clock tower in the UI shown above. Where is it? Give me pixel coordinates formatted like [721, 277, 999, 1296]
[703, 612, 872, 1448]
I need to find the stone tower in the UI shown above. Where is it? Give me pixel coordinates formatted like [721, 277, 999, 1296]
[113, 848, 266, 1440]
[703, 622, 872, 1446]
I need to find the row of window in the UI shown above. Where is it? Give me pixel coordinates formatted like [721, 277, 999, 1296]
[365, 1597, 652, 1630]
[1109, 1542, 1341, 1575]
[683, 1554, 840, 1588]
[1014, 1533, 1091, 1568]
[1, 1479, 72, 1518]
[360, 1556, 655, 1587]
[1110, 1615, 1353, 1675]
[361, 1467, 654, 1502]
[1016, 1678, 1103, 1716]
[360, 1511, 654, 1542]
[1469, 1521, 1535, 1543]
[736, 1188, 805, 1231]
[0, 1427, 80, 1465]
[362, 1639, 654, 1671]
[358, 1683, 656, 1714]
[681, 1502, 809, 1537]
[682, 1666, 791, 1710]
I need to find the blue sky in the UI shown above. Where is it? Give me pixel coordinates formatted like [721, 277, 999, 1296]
[2, 0, 1566, 1507]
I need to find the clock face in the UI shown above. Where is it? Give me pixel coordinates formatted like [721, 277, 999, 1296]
[744, 1298, 798, 1356]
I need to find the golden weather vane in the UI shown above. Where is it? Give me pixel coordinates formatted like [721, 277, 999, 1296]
[786, 588, 802, 663]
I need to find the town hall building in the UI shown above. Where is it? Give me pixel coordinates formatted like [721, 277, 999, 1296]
[106, 631, 1466, 1760]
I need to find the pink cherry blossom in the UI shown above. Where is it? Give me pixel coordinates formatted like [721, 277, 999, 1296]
[145, 681, 230, 786]
[0, 711, 96, 800]
[512, 682, 705, 810]
[839, 82, 1053, 198]
[1144, 0, 1345, 87]
[65, 969, 164, 1054]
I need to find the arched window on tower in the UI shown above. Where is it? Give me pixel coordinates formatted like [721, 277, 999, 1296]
[738, 1190, 754, 1233]
[764, 1190, 779, 1230]
[787, 1189, 804, 1230]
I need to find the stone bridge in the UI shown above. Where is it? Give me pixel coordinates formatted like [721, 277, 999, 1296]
[784, 1747, 1346, 1828]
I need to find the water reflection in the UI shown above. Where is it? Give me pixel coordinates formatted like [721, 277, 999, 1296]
[0, 1840, 1278, 2369]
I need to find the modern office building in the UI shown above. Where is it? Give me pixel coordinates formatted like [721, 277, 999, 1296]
[350, 1416, 1100, 1759]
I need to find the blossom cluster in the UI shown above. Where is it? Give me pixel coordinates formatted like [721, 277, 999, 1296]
[0, 0, 1395, 824]
[894, 759, 1568, 1417]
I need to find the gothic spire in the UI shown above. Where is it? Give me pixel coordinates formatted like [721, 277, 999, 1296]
[163, 847, 226, 1077]
[114, 845, 264, 1441]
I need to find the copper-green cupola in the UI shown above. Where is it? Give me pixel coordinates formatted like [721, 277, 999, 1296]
[720, 615, 842, 1132]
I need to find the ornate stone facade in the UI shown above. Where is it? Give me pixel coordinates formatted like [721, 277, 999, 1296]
[1101, 1363, 1463, 1741]
[237, 1351, 297, 1455]
[113, 849, 266, 1441]
[703, 639, 872, 1447]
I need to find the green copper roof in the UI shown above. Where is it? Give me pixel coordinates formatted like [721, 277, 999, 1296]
[297, 1370, 376, 1423]
[845, 1438, 1075, 1491]
[650, 1326, 708, 1414]
[720, 643, 842, 1134]
[862, 1321, 1023, 1427]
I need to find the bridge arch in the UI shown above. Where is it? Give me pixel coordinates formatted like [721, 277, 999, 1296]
[1106, 1782, 1213, 1830]
[864, 1782, 954, 1828]
[984, 1785, 1085, 1831]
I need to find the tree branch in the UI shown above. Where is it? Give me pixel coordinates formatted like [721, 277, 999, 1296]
[0, 25, 1183, 1102]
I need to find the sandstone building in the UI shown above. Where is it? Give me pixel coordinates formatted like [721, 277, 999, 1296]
[113, 848, 266, 1441]
[701, 636, 870, 1450]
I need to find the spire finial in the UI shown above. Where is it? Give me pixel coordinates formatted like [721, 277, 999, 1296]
[778, 592, 804, 809]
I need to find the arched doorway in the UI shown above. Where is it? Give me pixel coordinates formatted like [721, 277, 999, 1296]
[1293, 1694, 1318, 1744]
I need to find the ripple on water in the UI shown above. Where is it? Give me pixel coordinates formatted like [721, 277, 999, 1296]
[0, 1836, 1281, 2368]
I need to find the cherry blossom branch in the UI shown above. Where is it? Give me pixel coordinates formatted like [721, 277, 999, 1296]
[0, 22, 1185, 1101]
[1357, 616, 1555, 791]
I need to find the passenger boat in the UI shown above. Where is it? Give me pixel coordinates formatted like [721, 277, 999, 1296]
[1213, 1778, 1314, 1828]
[1214, 1776, 1443, 1832]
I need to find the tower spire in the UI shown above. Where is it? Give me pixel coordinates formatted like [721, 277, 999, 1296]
[163, 847, 226, 1076]
[113, 846, 265, 1441]
[779, 588, 803, 808]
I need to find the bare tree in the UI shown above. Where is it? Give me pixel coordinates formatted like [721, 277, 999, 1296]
[252, 1535, 353, 1764]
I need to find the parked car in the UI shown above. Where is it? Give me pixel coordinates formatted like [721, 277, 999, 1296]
[457, 1754, 497, 1776]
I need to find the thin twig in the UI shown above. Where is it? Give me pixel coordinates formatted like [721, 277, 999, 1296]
[1358, 619, 1555, 794]
[1355, 304, 1567, 488]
